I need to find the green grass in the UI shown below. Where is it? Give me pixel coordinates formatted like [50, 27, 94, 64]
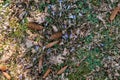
[68, 62, 91, 80]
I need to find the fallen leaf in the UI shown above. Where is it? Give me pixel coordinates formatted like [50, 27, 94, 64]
[3, 72, 11, 80]
[43, 68, 52, 78]
[0, 65, 7, 71]
[27, 22, 43, 30]
[63, 48, 69, 56]
[45, 40, 59, 48]
[52, 25, 58, 32]
[26, 30, 38, 40]
[49, 54, 65, 65]
[110, 7, 120, 21]
[50, 32, 62, 40]
[38, 55, 43, 73]
[31, 12, 48, 24]
[57, 66, 68, 75]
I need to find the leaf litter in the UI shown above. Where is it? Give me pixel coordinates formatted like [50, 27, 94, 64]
[0, 0, 120, 80]
[27, 22, 43, 30]
[57, 66, 68, 75]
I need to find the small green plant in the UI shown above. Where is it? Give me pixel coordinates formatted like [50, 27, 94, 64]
[39, 2, 48, 12]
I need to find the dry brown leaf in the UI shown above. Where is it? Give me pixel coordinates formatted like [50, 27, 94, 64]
[110, 7, 120, 21]
[45, 40, 59, 48]
[0, 65, 7, 71]
[57, 66, 68, 75]
[27, 22, 43, 30]
[50, 32, 62, 40]
[38, 56, 43, 73]
[3, 72, 11, 80]
[43, 68, 52, 78]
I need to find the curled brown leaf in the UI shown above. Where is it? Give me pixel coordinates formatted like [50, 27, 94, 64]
[27, 22, 43, 30]
[0, 65, 7, 71]
[3, 72, 11, 80]
[50, 32, 62, 40]
[45, 40, 59, 48]
[43, 68, 52, 78]
[57, 66, 68, 75]
[110, 7, 120, 21]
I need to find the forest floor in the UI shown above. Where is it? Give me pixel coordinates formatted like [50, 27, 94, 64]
[0, 0, 120, 80]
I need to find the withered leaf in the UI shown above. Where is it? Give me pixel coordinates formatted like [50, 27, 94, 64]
[3, 72, 11, 80]
[110, 7, 120, 21]
[57, 66, 68, 75]
[27, 22, 43, 30]
[0, 65, 7, 71]
[45, 40, 59, 48]
[50, 32, 62, 40]
[38, 55, 43, 73]
[43, 68, 52, 78]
